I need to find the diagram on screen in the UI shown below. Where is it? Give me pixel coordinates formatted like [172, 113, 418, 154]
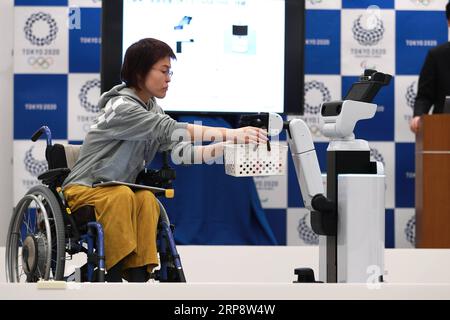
[174, 16, 194, 53]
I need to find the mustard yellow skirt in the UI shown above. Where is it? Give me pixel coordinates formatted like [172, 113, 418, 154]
[63, 185, 160, 273]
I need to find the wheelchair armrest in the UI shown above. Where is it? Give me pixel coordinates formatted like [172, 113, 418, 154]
[135, 169, 175, 190]
[38, 168, 71, 185]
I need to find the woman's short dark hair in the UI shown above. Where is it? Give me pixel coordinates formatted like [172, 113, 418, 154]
[121, 38, 176, 88]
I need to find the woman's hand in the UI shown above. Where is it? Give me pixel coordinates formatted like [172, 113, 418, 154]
[227, 127, 268, 144]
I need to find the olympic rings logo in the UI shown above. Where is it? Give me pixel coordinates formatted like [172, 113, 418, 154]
[307, 124, 323, 138]
[27, 56, 54, 69]
[411, 0, 432, 6]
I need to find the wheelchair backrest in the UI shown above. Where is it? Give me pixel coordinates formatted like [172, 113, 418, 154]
[63, 144, 81, 169]
[47, 144, 81, 170]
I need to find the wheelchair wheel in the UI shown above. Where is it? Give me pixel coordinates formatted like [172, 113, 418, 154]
[6, 185, 66, 282]
[155, 199, 186, 282]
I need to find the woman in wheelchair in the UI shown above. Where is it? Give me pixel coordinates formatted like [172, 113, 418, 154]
[60, 38, 268, 282]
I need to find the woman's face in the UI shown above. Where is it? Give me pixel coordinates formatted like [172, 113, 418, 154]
[143, 56, 172, 99]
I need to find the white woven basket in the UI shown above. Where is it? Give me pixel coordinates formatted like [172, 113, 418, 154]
[224, 143, 288, 177]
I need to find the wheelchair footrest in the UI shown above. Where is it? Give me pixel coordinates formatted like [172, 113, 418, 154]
[75, 263, 101, 282]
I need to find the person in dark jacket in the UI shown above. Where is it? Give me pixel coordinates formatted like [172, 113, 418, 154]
[410, 2, 450, 133]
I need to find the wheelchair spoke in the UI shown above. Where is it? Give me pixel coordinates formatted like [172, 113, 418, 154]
[23, 213, 34, 235]
[7, 186, 67, 283]
[26, 209, 32, 229]
[36, 265, 44, 280]
[51, 255, 58, 266]
[18, 261, 26, 282]
[16, 242, 28, 282]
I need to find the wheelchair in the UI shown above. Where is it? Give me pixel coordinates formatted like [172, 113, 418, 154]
[5, 126, 186, 283]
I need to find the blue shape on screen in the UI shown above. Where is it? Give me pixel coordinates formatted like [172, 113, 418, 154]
[174, 16, 192, 30]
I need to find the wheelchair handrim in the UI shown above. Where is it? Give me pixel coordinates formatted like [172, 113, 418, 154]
[6, 194, 53, 282]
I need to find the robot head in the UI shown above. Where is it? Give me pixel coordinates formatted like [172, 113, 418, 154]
[320, 100, 377, 139]
[320, 70, 391, 139]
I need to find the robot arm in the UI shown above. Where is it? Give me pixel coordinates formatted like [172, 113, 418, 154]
[287, 118, 327, 211]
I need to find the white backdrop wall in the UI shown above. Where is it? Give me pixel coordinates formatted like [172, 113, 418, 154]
[8, 0, 450, 248]
[0, 0, 14, 246]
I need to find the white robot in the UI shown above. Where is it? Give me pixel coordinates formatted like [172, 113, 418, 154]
[240, 70, 392, 283]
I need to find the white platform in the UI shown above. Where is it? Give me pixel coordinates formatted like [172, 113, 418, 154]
[2, 282, 450, 300]
[1, 246, 450, 300]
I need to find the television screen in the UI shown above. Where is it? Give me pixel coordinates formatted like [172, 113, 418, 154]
[102, 0, 305, 114]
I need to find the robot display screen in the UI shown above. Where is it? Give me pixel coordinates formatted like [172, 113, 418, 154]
[122, 0, 285, 113]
